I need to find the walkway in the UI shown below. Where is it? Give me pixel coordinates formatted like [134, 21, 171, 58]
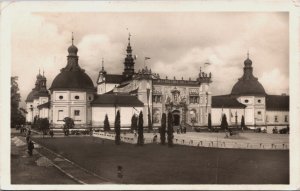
[13, 132, 114, 184]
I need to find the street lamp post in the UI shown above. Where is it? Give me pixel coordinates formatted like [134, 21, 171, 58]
[30, 105, 34, 124]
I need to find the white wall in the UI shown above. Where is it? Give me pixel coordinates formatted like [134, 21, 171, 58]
[266, 110, 289, 125]
[92, 106, 143, 127]
[52, 90, 88, 126]
[211, 108, 245, 126]
[97, 83, 118, 94]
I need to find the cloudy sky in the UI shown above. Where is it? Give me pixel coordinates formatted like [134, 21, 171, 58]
[10, 7, 289, 107]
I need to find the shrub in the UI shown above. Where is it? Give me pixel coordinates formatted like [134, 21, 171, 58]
[208, 113, 212, 130]
[131, 114, 138, 132]
[104, 114, 111, 132]
[167, 112, 174, 147]
[115, 111, 121, 145]
[39, 118, 50, 136]
[220, 114, 228, 130]
[137, 111, 144, 146]
[160, 113, 166, 145]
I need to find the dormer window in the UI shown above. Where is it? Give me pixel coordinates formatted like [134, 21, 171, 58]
[258, 99, 261, 103]
[75, 95, 79, 100]
[59, 96, 63, 100]
[245, 99, 249, 103]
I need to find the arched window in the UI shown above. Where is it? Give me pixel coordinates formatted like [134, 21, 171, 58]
[190, 109, 197, 124]
[153, 109, 160, 124]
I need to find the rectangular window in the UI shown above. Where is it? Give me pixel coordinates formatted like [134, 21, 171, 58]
[189, 96, 199, 104]
[58, 110, 64, 121]
[257, 111, 261, 115]
[284, 115, 288, 122]
[153, 95, 162, 103]
[74, 110, 80, 116]
[274, 116, 278, 122]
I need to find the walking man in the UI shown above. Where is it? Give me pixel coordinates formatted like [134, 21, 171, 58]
[27, 140, 34, 156]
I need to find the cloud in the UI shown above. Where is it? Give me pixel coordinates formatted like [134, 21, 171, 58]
[11, 11, 289, 108]
[260, 68, 289, 95]
[77, 34, 125, 79]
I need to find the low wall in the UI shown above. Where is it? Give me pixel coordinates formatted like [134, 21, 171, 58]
[92, 132, 288, 150]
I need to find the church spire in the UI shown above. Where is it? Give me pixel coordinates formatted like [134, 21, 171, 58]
[123, 32, 135, 79]
[63, 32, 81, 72]
[72, 32, 74, 45]
[242, 52, 254, 80]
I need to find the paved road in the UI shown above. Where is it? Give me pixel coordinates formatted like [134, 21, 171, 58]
[11, 128, 114, 184]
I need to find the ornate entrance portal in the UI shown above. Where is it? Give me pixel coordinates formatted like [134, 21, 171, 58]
[172, 110, 180, 126]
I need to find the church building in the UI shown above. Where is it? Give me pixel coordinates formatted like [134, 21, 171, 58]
[25, 34, 289, 132]
[211, 53, 289, 132]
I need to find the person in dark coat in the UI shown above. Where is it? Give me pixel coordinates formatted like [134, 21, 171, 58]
[27, 140, 34, 156]
[49, 129, 54, 138]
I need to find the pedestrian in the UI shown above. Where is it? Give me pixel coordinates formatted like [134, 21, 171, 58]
[49, 129, 54, 138]
[117, 165, 123, 183]
[27, 140, 34, 156]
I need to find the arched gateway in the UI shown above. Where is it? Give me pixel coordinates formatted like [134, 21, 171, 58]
[172, 110, 181, 126]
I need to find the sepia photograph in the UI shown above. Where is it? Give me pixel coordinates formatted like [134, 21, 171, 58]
[1, 0, 300, 190]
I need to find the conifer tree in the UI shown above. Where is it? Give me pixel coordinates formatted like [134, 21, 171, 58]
[167, 112, 174, 147]
[160, 113, 166, 145]
[208, 113, 212, 130]
[137, 111, 144, 146]
[131, 114, 137, 132]
[241, 115, 245, 129]
[220, 114, 228, 130]
[114, 111, 121, 145]
[104, 114, 110, 132]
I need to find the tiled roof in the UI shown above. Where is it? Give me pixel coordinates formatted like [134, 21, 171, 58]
[266, 95, 289, 111]
[105, 74, 124, 84]
[91, 94, 144, 107]
[212, 95, 246, 108]
[37, 101, 50, 109]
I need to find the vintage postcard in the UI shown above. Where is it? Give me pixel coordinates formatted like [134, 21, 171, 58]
[1, 0, 300, 190]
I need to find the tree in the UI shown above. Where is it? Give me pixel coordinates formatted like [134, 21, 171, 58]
[137, 111, 144, 146]
[104, 114, 111, 132]
[208, 113, 212, 130]
[220, 114, 228, 130]
[130, 114, 137, 132]
[241, 115, 245, 129]
[167, 112, 174, 147]
[11, 76, 25, 128]
[40, 118, 50, 137]
[63, 117, 74, 136]
[160, 113, 166, 145]
[114, 110, 121, 145]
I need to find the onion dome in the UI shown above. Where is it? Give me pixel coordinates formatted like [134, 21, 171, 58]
[68, 44, 78, 56]
[231, 53, 266, 96]
[26, 70, 50, 102]
[25, 89, 38, 102]
[50, 34, 94, 92]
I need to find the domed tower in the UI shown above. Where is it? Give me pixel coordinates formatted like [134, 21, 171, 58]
[231, 52, 266, 126]
[122, 33, 135, 79]
[25, 70, 50, 123]
[49, 34, 95, 126]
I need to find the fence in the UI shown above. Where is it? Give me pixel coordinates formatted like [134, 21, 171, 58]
[92, 132, 288, 150]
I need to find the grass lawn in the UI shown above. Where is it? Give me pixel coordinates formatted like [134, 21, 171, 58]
[33, 136, 289, 184]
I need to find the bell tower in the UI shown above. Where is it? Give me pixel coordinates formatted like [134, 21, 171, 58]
[122, 33, 135, 79]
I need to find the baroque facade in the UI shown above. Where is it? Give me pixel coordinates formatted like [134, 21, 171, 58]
[25, 34, 289, 131]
